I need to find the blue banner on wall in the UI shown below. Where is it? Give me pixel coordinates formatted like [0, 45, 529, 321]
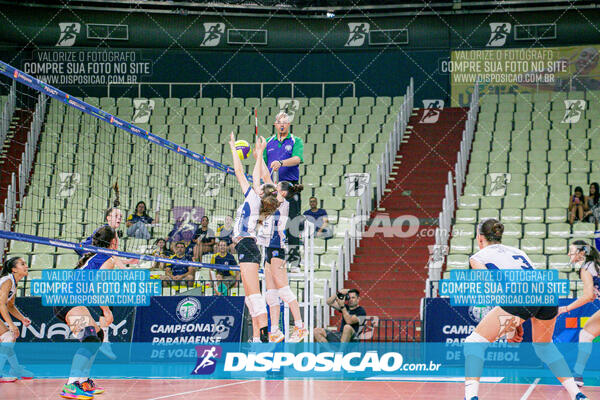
[131, 296, 244, 361]
[14, 297, 135, 343]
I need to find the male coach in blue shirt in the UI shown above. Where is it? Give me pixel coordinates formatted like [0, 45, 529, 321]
[264, 111, 304, 269]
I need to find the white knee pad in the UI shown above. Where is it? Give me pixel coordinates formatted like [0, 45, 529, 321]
[248, 293, 267, 318]
[463, 331, 490, 359]
[533, 342, 563, 366]
[245, 296, 254, 318]
[278, 286, 296, 304]
[265, 289, 280, 307]
[580, 329, 596, 343]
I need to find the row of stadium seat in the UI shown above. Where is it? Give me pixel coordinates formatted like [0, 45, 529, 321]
[452, 221, 595, 238]
[81, 96, 404, 109]
[450, 237, 590, 256]
[480, 91, 598, 103]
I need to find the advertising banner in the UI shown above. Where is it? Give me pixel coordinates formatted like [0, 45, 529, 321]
[450, 45, 600, 106]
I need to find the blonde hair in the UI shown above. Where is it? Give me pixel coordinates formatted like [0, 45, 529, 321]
[258, 184, 279, 226]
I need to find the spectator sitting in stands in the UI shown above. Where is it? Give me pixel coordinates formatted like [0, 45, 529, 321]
[569, 186, 587, 225]
[303, 197, 333, 239]
[151, 238, 172, 271]
[216, 215, 235, 253]
[161, 241, 195, 287]
[193, 216, 215, 260]
[126, 201, 158, 240]
[210, 240, 240, 296]
[314, 288, 366, 342]
[584, 182, 600, 228]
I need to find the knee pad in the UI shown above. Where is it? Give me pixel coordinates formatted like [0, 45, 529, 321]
[0, 331, 15, 343]
[265, 289, 280, 307]
[245, 296, 254, 318]
[278, 286, 297, 304]
[580, 329, 596, 343]
[248, 294, 267, 318]
[533, 342, 563, 366]
[464, 331, 490, 360]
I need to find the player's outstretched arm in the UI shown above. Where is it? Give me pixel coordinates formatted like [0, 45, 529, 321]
[228, 131, 250, 194]
[251, 136, 267, 193]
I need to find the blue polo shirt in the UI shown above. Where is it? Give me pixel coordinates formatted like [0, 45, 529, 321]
[264, 134, 304, 182]
[303, 208, 328, 230]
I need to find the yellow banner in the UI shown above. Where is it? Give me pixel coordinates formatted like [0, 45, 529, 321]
[450, 45, 600, 106]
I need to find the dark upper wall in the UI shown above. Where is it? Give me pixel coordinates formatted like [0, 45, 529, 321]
[0, 6, 599, 103]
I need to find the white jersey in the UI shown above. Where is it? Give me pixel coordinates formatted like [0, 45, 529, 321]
[257, 200, 289, 248]
[0, 274, 16, 303]
[580, 261, 600, 300]
[470, 244, 534, 270]
[233, 187, 262, 241]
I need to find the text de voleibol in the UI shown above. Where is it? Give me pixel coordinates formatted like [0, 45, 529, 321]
[31, 269, 161, 306]
[439, 269, 569, 306]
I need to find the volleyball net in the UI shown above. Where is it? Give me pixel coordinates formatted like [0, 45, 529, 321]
[0, 61, 317, 335]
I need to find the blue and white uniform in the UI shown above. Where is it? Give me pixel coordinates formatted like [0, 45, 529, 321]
[258, 201, 289, 263]
[471, 244, 556, 320]
[470, 244, 534, 270]
[581, 261, 600, 300]
[233, 187, 262, 264]
[233, 188, 262, 241]
[0, 274, 16, 304]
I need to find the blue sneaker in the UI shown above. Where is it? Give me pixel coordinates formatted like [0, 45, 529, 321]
[464, 397, 478, 400]
[60, 382, 94, 399]
[575, 393, 588, 399]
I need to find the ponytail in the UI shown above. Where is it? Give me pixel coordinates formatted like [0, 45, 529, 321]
[1, 257, 20, 277]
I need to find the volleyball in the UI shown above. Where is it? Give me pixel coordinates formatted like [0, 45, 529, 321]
[235, 140, 251, 160]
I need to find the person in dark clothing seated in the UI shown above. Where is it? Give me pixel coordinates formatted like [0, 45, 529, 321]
[314, 289, 366, 342]
[303, 197, 333, 239]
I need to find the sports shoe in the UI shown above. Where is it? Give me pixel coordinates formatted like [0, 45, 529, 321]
[289, 326, 308, 343]
[9, 365, 34, 379]
[574, 376, 584, 387]
[0, 376, 17, 383]
[269, 330, 284, 343]
[464, 397, 478, 400]
[575, 393, 588, 399]
[99, 342, 117, 360]
[81, 379, 104, 395]
[60, 382, 94, 399]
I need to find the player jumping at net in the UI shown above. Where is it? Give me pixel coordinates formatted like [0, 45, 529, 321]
[464, 219, 587, 400]
[55, 226, 126, 399]
[557, 240, 600, 387]
[229, 132, 280, 343]
[255, 137, 308, 342]
[0, 257, 33, 382]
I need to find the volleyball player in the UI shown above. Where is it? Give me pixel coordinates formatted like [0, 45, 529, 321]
[557, 240, 600, 387]
[464, 219, 587, 400]
[229, 132, 279, 343]
[255, 146, 307, 342]
[56, 225, 126, 399]
[0, 257, 33, 382]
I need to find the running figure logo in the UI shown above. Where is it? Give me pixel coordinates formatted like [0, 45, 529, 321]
[420, 100, 444, 123]
[56, 23, 81, 47]
[562, 100, 586, 124]
[486, 23, 511, 47]
[201, 23, 225, 47]
[488, 173, 511, 196]
[345, 23, 370, 47]
[203, 172, 226, 196]
[344, 173, 370, 197]
[192, 345, 223, 375]
[58, 173, 80, 198]
[498, 315, 520, 340]
[132, 99, 155, 124]
[277, 99, 300, 122]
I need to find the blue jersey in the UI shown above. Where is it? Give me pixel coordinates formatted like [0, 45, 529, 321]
[581, 261, 600, 300]
[167, 255, 190, 276]
[76, 224, 108, 256]
[79, 253, 112, 270]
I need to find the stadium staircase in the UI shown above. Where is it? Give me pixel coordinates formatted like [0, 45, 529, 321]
[0, 109, 32, 213]
[343, 106, 468, 327]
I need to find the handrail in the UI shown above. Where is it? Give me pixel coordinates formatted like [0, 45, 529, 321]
[107, 81, 356, 99]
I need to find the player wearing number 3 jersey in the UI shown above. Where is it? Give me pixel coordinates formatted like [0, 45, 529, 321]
[463, 219, 587, 400]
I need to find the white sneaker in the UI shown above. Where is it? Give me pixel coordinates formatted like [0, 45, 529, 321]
[0, 376, 17, 383]
[289, 327, 308, 343]
[269, 330, 284, 343]
[99, 342, 117, 360]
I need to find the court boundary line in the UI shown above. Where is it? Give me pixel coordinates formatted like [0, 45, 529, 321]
[144, 380, 258, 400]
[519, 378, 540, 400]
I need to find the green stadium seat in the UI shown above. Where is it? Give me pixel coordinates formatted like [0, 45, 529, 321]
[549, 255, 571, 271]
[529, 254, 547, 269]
[31, 253, 55, 269]
[478, 209, 499, 221]
[572, 222, 595, 238]
[523, 223, 546, 238]
[458, 197, 479, 209]
[502, 223, 522, 239]
[455, 209, 477, 224]
[521, 238, 544, 254]
[452, 224, 475, 238]
[450, 237, 472, 254]
[522, 209, 544, 225]
[480, 197, 502, 209]
[447, 254, 469, 270]
[548, 223, 571, 238]
[545, 238, 567, 254]
[500, 208, 521, 223]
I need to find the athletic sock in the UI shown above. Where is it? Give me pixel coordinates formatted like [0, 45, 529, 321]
[561, 377, 580, 399]
[102, 327, 109, 343]
[465, 379, 479, 400]
[574, 329, 595, 376]
[294, 321, 304, 329]
[67, 377, 79, 385]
